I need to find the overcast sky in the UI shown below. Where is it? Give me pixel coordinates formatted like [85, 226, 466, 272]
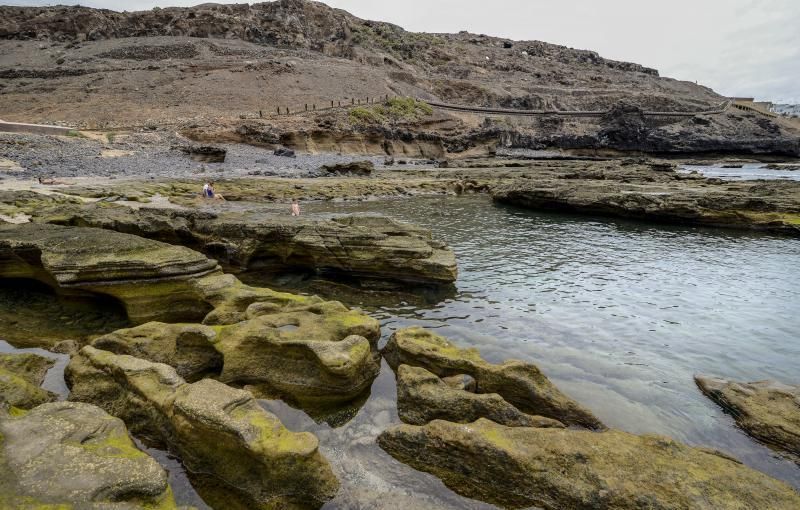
[5, 0, 799, 103]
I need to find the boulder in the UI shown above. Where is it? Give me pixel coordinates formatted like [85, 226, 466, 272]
[36, 202, 458, 287]
[177, 145, 226, 163]
[695, 375, 800, 461]
[273, 146, 296, 158]
[378, 418, 800, 510]
[0, 353, 57, 409]
[0, 401, 178, 508]
[320, 160, 374, 176]
[396, 364, 564, 427]
[0, 222, 220, 324]
[382, 327, 603, 429]
[67, 346, 340, 509]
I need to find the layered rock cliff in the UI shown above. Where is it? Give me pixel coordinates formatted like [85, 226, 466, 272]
[1, 1, 797, 156]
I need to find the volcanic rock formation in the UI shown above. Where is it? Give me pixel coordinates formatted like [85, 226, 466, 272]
[67, 346, 340, 509]
[382, 327, 603, 429]
[378, 418, 800, 510]
[696, 375, 800, 462]
[0, 401, 179, 509]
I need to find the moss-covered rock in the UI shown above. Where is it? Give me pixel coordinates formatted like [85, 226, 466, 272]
[396, 364, 564, 427]
[696, 375, 800, 462]
[215, 301, 381, 406]
[34, 202, 458, 287]
[0, 223, 220, 325]
[91, 292, 382, 407]
[92, 322, 222, 382]
[0, 401, 178, 509]
[0, 353, 57, 409]
[190, 273, 322, 326]
[382, 327, 603, 429]
[67, 346, 339, 509]
[378, 418, 800, 510]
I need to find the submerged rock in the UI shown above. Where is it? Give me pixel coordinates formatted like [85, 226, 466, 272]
[0, 353, 56, 409]
[378, 418, 800, 510]
[0, 401, 178, 509]
[396, 364, 564, 427]
[0, 222, 220, 324]
[34, 202, 458, 287]
[696, 375, 800, 461]
[67, 346, 340, 509]
[382, 327, 603, 429]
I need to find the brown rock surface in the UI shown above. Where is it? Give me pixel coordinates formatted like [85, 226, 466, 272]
[378, 418, 800, 510]
[696, 375, 800, 461]
[395, 364, 564, 428]
[67, 346, 340, 509]
[382, 327, 603, 429]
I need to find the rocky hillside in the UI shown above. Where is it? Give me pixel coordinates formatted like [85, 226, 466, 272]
[1, 0, 798, 156]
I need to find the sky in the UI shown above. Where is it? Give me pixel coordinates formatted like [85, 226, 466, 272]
[5, 0, 799, 103]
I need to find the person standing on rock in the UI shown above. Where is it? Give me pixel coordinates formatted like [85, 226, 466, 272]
[291, 198, 301, 216]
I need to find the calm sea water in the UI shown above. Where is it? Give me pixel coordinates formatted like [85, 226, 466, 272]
[3, 195, 799, 508]
[679, 163, 800, 181]
[301, 195, 800, 505]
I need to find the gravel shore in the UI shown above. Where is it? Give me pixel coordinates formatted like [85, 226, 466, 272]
[0, 131, 389, 181]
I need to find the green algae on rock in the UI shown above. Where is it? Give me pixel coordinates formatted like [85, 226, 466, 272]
[0, 401, 179, 509]
[92, 322, 223, 383]
[0, 222, 220, 325]
[382, 327, 603, 429]
[90, 295, 381, 408]
[32, 201, 458, 288]
[395, 364, 565, 428]
[695, 375, 800, 462]
[0, 353, 57, 409]
[378, 418, 800, 510]
[67, 346, 339, 509]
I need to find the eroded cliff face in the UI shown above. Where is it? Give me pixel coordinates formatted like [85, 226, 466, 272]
[3, 1, 796, 156]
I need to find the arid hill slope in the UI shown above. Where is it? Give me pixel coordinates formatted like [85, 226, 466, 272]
[1, 0, 798, 156]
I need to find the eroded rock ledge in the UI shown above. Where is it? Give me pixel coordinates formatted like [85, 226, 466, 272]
[0, 222, 220, 324]
[382, 327, 603, 429]
[696, 375, 800, 462]
[67, 346, 340, 509]
[493, 174, 800, 235]
[37, 202, 458, 287]
[378, 418, 800, 510]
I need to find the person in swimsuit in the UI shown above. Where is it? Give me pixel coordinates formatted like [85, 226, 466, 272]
[291, 198, 301, 216]
[203, 181, 225, 200]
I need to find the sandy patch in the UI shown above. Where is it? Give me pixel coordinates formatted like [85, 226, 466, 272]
[0, 213, 31, 224]
[101, 149, 135, 158]
[0, 157, 24, 173]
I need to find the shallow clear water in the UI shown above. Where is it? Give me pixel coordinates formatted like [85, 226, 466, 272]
[300, 195, 800, 497]
[679, 163, 800, 181]
[2, 194, 799, 508]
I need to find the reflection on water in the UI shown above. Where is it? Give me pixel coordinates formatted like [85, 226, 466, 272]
[300, 195, 800, 494]
[679, 163, 800, 181]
